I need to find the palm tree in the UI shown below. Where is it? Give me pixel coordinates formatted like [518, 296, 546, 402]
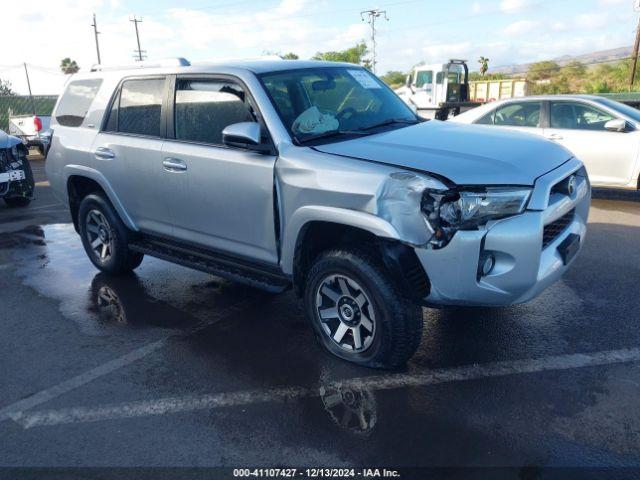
[478, 56, 489, 77]
[60, 58, 80, 74]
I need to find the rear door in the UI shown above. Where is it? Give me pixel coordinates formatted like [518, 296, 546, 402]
[92, 76, 174, 236]
[160, 75, 278, 264]
[543, 100, 639, 186]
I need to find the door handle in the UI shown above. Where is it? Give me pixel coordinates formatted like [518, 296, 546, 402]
[546, 133, 563, 141]
[95, 147, 115, 159]
[162, 158, 187, 172]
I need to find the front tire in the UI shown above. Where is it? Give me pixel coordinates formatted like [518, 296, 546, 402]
[304, 249, 423, 369]
[78, 193, 143, 275]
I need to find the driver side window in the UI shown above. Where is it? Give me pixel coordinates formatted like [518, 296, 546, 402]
[550, 101, 615, 131]
[493, 101, 541, 128]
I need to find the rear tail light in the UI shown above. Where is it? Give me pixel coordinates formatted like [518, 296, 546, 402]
[34, 116, 43, 132]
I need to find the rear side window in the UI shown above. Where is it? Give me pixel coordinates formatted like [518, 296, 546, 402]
[494, 101, 541, 128]
[174, 79, 254, 145]
[107, 78, 165, 137]
[55, 79, 102, 127]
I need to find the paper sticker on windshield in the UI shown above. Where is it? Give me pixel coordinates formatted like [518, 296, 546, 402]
[347, 70, 382, 89]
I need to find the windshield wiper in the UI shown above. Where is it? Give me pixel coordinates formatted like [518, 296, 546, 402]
[359, 118, 420, 131]
[295, 129, 369, 144]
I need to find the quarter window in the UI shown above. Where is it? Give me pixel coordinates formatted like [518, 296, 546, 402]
[115, 78, 165, 137]
[55, 79, 103, 127]
[550, 101, 616, 131]
[494, 102, 541, 128]
[174, 79, 255, 145]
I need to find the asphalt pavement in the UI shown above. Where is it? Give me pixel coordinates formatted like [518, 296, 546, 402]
[1, 159, 639, 479]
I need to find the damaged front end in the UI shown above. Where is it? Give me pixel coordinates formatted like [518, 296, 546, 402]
[376, 171, 532, 249]
[0, 136, 35, 202]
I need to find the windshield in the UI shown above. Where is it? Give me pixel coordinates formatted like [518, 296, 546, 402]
[594, 97, 640, 124]
[260, 67, 418, 143]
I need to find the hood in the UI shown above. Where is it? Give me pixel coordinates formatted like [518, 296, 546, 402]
[0, 130, 22, 150]
[313, 120, 572, 186]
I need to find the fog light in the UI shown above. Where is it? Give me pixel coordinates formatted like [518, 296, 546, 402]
[480, 254, 495, 277]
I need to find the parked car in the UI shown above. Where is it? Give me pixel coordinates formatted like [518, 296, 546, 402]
[8, 114, 52, 156]
[46, 59, 590, 368]
[451, 95, 640, 190]
[0, 129, 35, 207]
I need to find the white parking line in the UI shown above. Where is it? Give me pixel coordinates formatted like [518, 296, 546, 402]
[0, 300, 247, 425]
[11, 346, 640, 429]
[0, 339, 167, 423]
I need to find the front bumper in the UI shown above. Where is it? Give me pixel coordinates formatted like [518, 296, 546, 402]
[415, 158, 590, 306]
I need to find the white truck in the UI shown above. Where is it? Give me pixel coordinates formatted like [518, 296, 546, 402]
[8, 113, 52, 155]
[395, 60, 480, 120]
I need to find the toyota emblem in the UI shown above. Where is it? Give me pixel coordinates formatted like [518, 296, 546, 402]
[567, 175, 577, 196]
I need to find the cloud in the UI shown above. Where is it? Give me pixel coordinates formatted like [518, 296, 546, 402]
[472, 2, 482, 13]
[500, 0, 529, 13]
[504, 20, 539, 36]
[574, 12, 609, 29]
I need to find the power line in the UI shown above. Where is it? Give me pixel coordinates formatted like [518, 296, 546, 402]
[360, 9, 389, 74]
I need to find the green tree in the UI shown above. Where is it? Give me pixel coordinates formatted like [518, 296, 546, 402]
[478, 56, 489, 77]
[380, 70, 407, 88]
[0, 78, 15, 95]
[526, 61, 560, 81]
[282, 52, 299, 60]
[312, 42, 369, 68]
[60, 58, 80, 74]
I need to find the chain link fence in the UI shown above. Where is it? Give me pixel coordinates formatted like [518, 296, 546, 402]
[0, 95, 58, 132]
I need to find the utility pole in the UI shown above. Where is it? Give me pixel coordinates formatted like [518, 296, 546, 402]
[91, 13, 102, 65]
[631, 3, 640, 90]
[23, 63, 36, 115]
[130, 16, 146, 61]
[360, 9, 389, 74]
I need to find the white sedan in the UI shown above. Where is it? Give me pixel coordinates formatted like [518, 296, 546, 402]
[450, 95, 640, 190]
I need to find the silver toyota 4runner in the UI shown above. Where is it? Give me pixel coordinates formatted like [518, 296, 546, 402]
[46, 58, 590, 368]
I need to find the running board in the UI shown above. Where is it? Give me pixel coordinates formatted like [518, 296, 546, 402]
[129, 237, 291, 293]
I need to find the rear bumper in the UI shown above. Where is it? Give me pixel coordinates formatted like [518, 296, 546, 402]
[414, 159, 590, 306]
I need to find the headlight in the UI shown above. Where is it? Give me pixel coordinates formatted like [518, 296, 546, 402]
[422, 187, 532, 247]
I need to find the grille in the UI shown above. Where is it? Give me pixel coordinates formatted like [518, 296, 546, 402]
[543, 209, 574, 248]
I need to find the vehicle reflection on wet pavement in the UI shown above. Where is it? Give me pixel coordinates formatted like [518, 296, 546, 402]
[1, 195, 640, 470]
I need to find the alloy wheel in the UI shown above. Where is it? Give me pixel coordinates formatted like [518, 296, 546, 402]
[315, 274, 376, 353]
[85, 209, 114, 262]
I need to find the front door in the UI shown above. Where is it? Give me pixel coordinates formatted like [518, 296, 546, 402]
[544, 100, 640, 187]
[160, 76, 278, 265]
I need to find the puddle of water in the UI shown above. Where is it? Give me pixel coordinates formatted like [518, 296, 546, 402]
[5, 224, 256, 336]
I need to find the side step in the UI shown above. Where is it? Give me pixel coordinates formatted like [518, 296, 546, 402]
[129, 237, 291, 293]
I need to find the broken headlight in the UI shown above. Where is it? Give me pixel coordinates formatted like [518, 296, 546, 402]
[422, 187, 532, 247]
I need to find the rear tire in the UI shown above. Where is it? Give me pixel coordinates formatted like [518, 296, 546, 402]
[4, 197, 32, 207]
[78, 193, 143, 275]
[304, 249, 423, 369]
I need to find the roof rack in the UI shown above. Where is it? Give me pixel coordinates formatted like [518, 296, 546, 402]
[90, 57, 190, 72]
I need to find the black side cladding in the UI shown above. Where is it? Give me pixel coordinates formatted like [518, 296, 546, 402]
[379, 239, 430, 301]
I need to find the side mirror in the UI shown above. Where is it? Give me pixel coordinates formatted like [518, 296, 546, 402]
[405, 75, 412, 87]
[604, 118, 627, 132]
[222, 122, 269, 152]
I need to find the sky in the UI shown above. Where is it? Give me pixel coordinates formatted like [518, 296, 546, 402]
[0, 0, 635, 95]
